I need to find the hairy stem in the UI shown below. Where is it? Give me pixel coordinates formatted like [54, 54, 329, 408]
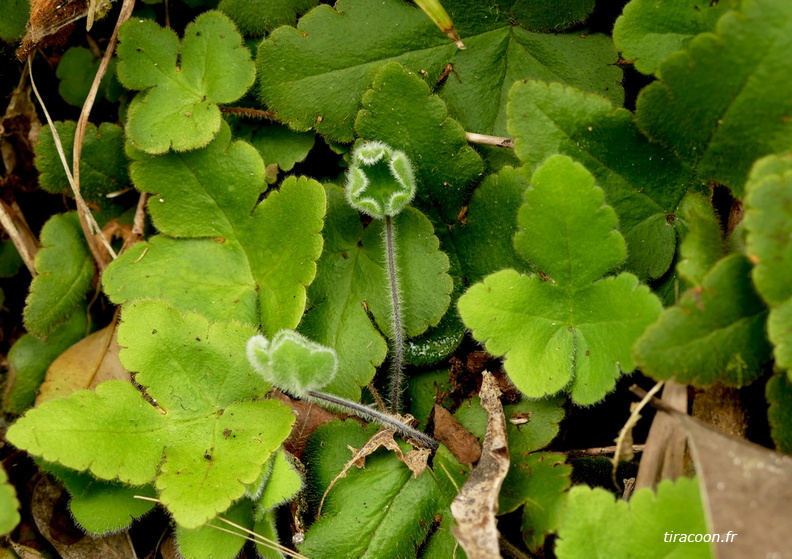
[306, 390, 438, 451]
[384, 215, 406, 414]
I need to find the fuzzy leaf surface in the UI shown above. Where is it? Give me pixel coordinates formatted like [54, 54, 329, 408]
[555, 477, 711, 558]
[103, 123, 325, 334]
[175, 499, 253, 559]
[300, 185, 452, 399]
[767, 372, 792, 454]
[4, 307, 88, 413]
[676, 194, 724, 286]
[117, 11, 255, 153]
[744, 154, 792, 377]
[502, 0, 595, 32]
[0, 463, 19, 536]
[8, 301, 294, 528]
[218, 0, 319, 35]
[354, 63, 482, 221]
[508, 80, 692, 280]
[634, 254, 771, 386]
[231, 120, 315, 182]
[35, 122, 130, 214]
[257, 0, 622, 143]
[635, 0, 792, 194]
[613, 0, 737, 75]
[257, 450, 302, 513]
[458, 155, 662, 404]
[23, 212, 93, 337]
[301, 420, 442, 558]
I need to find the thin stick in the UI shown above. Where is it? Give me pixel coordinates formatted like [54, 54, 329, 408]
[306, 390, 438, 451]
[612, 381, 664, 489]
[465, 132, 515, 148]
[561, 444, 646, 458]
[0, 199, 38, 276]
[119, 192, 149, 254]
[220, 107, 279, 120]
[384, 215, 406, 414]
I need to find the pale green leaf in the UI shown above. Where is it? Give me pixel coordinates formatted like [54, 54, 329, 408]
[635, 0, 792, 194]
[0, 463, 20, 537]
[354, 62, 483, 221]
[633, 254, 771, 386]
[300, 185, 452, 400]
[508, 80, 693, 280]
[103, 122, 326, 334]
[257, 450, 302, 513]
[458, 155, 662, 404]
[175, 499, 253, 559]
[218, 0, 319, 36]
[4, 307, 88, 414]
[117, 11, 255, 153]
[300, 420, 442, 559]
[555, 478, 712, 559]
[23, 212, 94, 337]
[614, 0, 737, 75]
[744, 154, 792, 377]
[256, 0, 623, 143]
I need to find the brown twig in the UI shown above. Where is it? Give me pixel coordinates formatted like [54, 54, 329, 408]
[0, 199, 40, 276]
[119, 192, 149, 254]
[562, 444, 646, 458]
[465, 132, 515, 148]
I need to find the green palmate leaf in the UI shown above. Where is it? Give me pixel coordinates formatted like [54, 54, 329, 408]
[635, 0, 792, 194]
[299, 185, 452, 400]
[4, 307, 88, 414]
[504, 0, 595, 32]
[450, 166, 531, 285]
[555, 477, 711, 558]
[231, 120, 315, 183]
[0, 462, 20, 537]
[354, 63, 482, 221]
[767, 372, 792, 454]
[257, 450, 302, 513]
[257, 0, 623, 144]
[117, 11, 255, 153]
[35, 122, 130, 212]
[458, 155, 662, 405]
[43, 463, 157, 535]
[744, 154, 792, 377]
[103, 122, 325, 334]
[56, 47, 119, 107]
[176, 499, 253, 559]
[508, 80, 693, 280]
[23, 212, 93, 337]
[218, 0, 319, 35]
[634, 254, 771, 386]
[8, 301, 295, 528]
[301, 420, 443, 558]
[454, 395, 568, 550]
[676, 194, 724, 286]
[613, 0, 737, 75]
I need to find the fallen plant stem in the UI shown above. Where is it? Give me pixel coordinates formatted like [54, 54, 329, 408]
[0, 198, 39, 276]
[612, 381, 664, 490]
[119, 192, 149, 254]
[306, 390, 439, 450]
[465, 132, 515, 148]
[220, 106, 279, 120]
[562, 443, 646, 458]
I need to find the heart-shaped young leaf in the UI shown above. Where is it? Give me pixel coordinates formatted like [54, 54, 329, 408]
[257, 0, 622, 143]
[555, 477, 711, 558]
[8, 301, 295, 528]
[117, 11, 255, 153]
[299, 185, 452, 400]
[23, 212, 93, 337]
[354, 62, 483, 221]
[247, 330, 337, 397]
[102, 122, 326, 334]
[344, 140, 416, 219]
[744, 154, 792, 378]
[635, 0, 792, 194]
[508, 80, 693, 280]
[613, 0, 737, 75]
[458, 155, 662, 405]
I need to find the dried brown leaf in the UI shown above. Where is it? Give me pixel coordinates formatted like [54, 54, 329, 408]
[450, 371, 509, 559]
[433, 404, 481, 466]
